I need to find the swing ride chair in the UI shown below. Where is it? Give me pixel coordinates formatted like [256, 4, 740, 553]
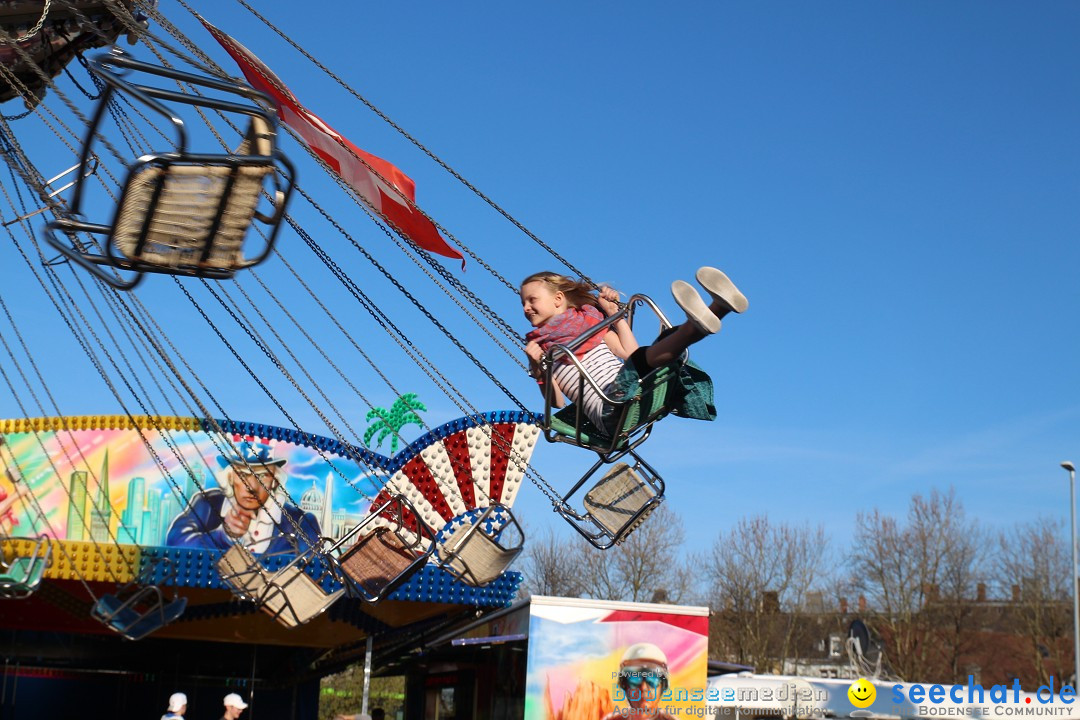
[90, 557, 188, 641]
[325, 494, 433, 604]
[216, 537, 343, 629]
[541, 293, 685, 462]
[557, 456, 666, 549]
[0, 533, 51, 599]
[434, 503, 524, 588]
[538, 294, 679, 548]
[42, 47, 297, 290]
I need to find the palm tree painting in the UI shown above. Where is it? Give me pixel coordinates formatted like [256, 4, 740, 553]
[363, 393, 427, 454]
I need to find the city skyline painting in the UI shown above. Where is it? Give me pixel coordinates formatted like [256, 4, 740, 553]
[0, 420, 384, 549]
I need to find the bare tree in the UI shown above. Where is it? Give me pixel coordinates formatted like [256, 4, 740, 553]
[704, 514, 829, 672]
[994, 517, 1072, 687]
[578, 504, 697, 603]
[520, 525, 586, 598]
[849, 488, 983, 683]
[520, 505, 695, 604]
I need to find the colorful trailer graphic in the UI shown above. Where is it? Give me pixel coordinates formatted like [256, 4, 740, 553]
[524, 596, 709, 720]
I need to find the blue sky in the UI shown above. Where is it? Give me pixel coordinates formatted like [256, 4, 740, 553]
[1, 1, 1078, 577]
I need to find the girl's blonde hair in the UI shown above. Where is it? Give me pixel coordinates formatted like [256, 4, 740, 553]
[520, 271, 599, 310]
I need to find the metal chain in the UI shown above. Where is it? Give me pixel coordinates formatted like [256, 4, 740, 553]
[0, 0, 52, 44]
[226, 0, 596, 290]
[283, 211, 555, 507]
[0, 23, 130, 167]
[175, 279, 384, 510]
[65, 55, 102, 100]
[131, 2, 559, 505]
[0, 207, 199, 583]
[335, 176, 526, 368]
[48, 6, 375, 526]
[38, 1, 565, 513]
[294, 182, 528, 412]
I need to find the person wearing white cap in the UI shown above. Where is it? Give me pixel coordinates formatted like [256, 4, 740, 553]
[602, 643, 676, 720]
[161, 692, 187, 720]
[221, 693, 249, 720]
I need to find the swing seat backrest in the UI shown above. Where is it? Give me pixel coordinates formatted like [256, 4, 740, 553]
[582, 462, 660, 542]
[216, 544, 267, 601]
[0, 534, 52, 599]
[436, 505, 523, 587]
[260, 563, 343, 629]
[92, 588, 188, 641]
[326, 494, 433, 604]
[439, 526, 517, 587]
[337, 528, 424, 603]
[109, 117, 282, 274]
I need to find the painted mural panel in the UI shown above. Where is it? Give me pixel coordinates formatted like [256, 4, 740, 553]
[0, 420, 380, 553]
[525, 597, 709, 720]
[0, 412, 541, 559]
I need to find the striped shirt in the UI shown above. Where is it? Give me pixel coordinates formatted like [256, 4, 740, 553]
[551, 343, 625, 429]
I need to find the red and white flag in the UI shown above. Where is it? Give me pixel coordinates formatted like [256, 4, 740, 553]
[199, 16, 465, 267]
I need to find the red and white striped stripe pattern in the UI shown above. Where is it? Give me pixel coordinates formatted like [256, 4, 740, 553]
[367, 419, 540, 549]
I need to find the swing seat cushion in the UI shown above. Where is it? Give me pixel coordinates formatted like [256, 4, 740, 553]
[438, 523, 521, 587]
[583, 463, 659, 542]
[113, 162, 269, 270]
[338, 528, 420, 599]
[261, 567, 343, 628]
[548, 406, 608, 446]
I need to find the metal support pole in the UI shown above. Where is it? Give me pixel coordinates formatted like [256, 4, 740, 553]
[362, 635, 373, 715]
[1063, 461, 1079, 686]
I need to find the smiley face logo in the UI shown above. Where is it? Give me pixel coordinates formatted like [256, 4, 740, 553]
[848, 678, 876, 708]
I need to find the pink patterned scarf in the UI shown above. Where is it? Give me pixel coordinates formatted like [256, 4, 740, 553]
[525, 305, 607, 362]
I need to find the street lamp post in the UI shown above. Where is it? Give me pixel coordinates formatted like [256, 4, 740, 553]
[1063, 461, 1079, 687]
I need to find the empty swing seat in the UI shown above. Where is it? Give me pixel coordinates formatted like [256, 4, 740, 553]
[0, 534, 51, 599]
[259, 563, 343, 629]
[92, 587, 188, 641]
[92, 555, 187, 639]
[339, 530, 417, 595]
[216, 543, 268, 601]
[216, 543, 342, 628]
[557, 458, 665, 549]
[435, 505, 523, 588]
[111, 132, 277, 272]
[43, 48, 295, 290]
[328, 495, 432, 603]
